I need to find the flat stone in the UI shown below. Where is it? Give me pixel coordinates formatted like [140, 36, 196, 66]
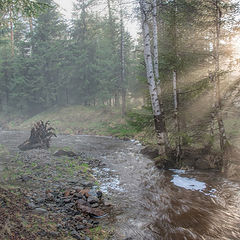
[34, 208, 48, 215]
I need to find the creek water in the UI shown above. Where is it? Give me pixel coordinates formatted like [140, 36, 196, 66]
[1, 131, 240, 240]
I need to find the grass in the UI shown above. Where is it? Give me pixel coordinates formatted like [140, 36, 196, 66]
[4, 105, 127, 136]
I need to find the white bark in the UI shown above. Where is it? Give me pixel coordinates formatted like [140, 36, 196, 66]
[120, 0, 126, 116]
[173, 70, 181, 159]
[140, 0, 169, 151]
[153, 0, 160, 85]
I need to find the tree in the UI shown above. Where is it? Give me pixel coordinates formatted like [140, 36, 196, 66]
[139, 0, 169, 155]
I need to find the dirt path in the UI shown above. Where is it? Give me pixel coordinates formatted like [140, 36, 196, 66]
[1, 131, 240, 240]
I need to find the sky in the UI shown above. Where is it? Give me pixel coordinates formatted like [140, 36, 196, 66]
[54, 0, 140, 40]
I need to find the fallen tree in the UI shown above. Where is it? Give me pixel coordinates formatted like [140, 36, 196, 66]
[18, 121, 56, 151]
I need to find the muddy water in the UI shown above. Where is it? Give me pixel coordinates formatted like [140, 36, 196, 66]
[1, 131, 240, 240]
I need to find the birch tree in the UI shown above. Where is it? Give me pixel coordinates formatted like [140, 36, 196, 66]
[139, 0, 169, 154]
[214, 0, 227, 152]
[120, 0, 126, 116]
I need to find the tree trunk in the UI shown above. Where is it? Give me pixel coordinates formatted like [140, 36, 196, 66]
[9, 8, 14, 57]
[140, 0, 169, 154]
[153, 0, 160, 86]
[173, 70, 181, 160]
[214, 0, 227, 152]
[120, 1, 126, 117]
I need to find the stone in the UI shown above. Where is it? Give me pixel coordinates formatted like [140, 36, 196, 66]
[46, 193, 54, 201]
[49, 231, 60, 238]
[91, 203, 99, 208]
[27, 202, 36, 210]
[76, 224, 85, 231]
[71, 230, 82, 240]
[34, 208, 48, 215]
[104, 200, 112, 207]
[87, 196, 99, 204]
[53, 149, 77, 157]
[76, 203, 105, 217]
[82, 181, 93, 188]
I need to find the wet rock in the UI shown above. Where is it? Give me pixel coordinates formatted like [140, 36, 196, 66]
[53, 149, 77, 157]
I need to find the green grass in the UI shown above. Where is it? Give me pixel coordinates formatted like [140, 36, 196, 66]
[4, 105, 126, 136]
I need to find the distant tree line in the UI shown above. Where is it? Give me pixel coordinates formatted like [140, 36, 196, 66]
[0, 0, 134, 115]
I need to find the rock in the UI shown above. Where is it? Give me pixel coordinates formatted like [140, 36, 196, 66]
[87, 196, 99, 204]
[48, 231, 60, 238]
[76, 224, 85, 231]
[53, 149, 77, 157]
[20, 175, 32, 182]
[140, 146, 159, 159]
[82, 181, 93, 188]
[27, 202, 36, 210]
[91, 203, 99, 208]
[104, 200, 112, 207]
[80, 189, 90, 198]
[63, 198, 72, 204]
[46, 193, 54, 201]
[71, 230, 82, 240]
[76, 199, 88, 206]
[64, 190, 71, 197]
[76, 204, 105, 217]
[34, 208, 48, 215]
[73, 186, 83, 192]
[74, 215, 84, 221]
[96, 191, 103, 200]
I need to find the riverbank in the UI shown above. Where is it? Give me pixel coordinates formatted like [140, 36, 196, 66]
[0, 132, 114, 240]
[1, 131, 240, 239]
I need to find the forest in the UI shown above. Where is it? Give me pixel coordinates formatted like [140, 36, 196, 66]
[0, 0, 240, 239]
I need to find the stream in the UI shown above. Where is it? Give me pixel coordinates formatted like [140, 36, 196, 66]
[0, 131, 240, 240]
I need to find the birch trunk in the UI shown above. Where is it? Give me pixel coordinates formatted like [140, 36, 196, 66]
[140, 0, 169, 154]
[120, 1, 126, 117]
[215, 0, 227, 152]
[173, 70, 181, 160]
[153, 0, 159, 85]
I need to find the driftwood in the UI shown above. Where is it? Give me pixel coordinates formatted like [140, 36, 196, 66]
[18, 121, 56, 151]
